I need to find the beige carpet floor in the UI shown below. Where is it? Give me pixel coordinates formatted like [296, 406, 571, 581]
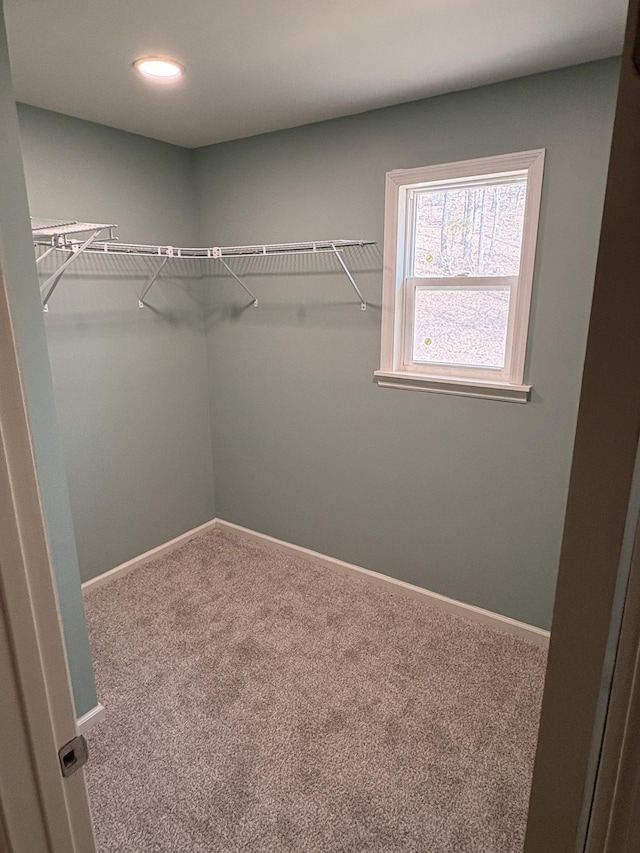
[83, 529, 547, 852]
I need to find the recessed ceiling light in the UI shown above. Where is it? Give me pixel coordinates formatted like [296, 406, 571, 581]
[133, 57, 184, 80]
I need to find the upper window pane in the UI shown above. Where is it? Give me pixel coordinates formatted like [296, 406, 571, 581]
[412, 177, 527, 278]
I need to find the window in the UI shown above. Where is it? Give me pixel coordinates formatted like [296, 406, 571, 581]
[375, 150, 545, 402]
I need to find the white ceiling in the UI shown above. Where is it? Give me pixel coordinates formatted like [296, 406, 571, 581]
[4, 0, 627, 149]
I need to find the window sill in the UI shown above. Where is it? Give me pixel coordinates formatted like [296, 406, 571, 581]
[374, 370, 531, 403]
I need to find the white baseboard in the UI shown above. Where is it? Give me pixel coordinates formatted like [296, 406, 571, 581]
[81, 515, 549, 648]
[77, 703, 105, 736]
[81, 519, 219, 593]
[215, 519, 551, 648]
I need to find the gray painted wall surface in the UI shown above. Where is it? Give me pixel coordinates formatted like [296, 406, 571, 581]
[17, 105, 215, 583]
[0, 17, 96, 715]
[194, 59, 619, 630]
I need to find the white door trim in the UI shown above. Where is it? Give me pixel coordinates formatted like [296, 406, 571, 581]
[0, 252, 96, 849]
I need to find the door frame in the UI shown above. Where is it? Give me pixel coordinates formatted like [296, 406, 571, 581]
[0, 245, 95, 848]
[586, 507, 640, 851]
[524, 0, 640, 849]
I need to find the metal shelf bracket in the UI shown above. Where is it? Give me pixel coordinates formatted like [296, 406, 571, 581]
[330, 243, 367, 310]
[218, 258, 259, 307]
[40, 230, 104, 309]
[33, 220, 116, 310]
[138, 256, 169, 308]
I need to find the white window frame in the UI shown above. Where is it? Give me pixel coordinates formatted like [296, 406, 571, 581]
[375, 149, 545, 403]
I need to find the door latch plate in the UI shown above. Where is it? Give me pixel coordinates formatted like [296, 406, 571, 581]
[58, 735, 88, 777]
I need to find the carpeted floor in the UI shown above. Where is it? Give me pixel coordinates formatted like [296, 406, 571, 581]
[83, 529, 547, 852]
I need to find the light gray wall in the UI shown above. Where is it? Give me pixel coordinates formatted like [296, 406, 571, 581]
[0, 12, 96, 716]
[13, 58, 618, 647]
[17, 105, 215, 582]
[194, 59, 619, 630]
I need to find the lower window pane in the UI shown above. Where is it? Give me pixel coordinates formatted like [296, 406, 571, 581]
[412, 287, 510, 369]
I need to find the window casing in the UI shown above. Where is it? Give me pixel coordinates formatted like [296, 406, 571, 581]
[375, 150, 545, 402]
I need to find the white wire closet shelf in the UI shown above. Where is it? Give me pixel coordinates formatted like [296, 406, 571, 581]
[32, 219, 375, 311]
